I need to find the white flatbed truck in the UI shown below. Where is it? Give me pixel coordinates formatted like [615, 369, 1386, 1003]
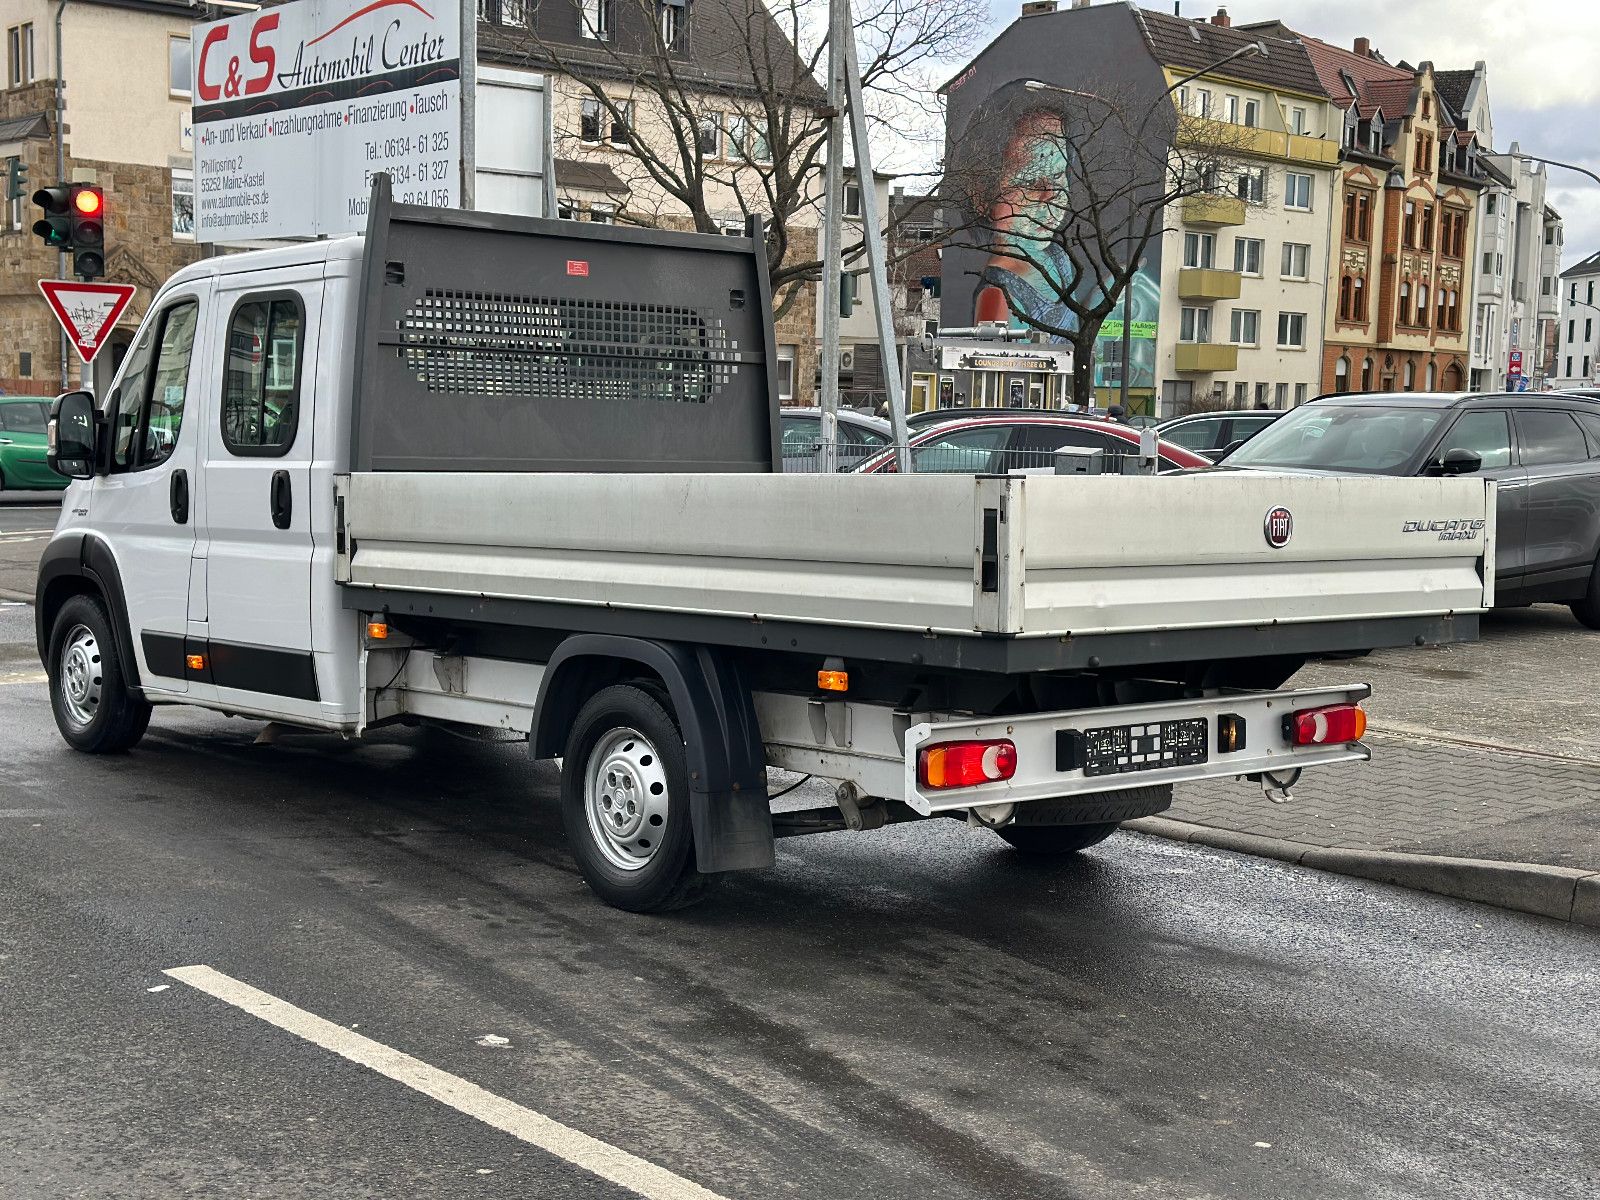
[36, 180, 1496, 910]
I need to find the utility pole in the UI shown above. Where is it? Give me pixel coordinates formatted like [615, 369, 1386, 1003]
[817, 0, 910, 471]
[54, 0, 69, 391]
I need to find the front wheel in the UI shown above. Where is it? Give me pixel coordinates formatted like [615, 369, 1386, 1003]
[48, 594, 151, 753]
[558, 684, 716, 912]
[995, 821, 1121, 856]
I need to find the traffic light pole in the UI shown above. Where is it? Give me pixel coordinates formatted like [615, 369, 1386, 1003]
[54, 0, 69, 390]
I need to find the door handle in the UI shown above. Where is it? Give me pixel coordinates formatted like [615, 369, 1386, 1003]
[270, 469, 292, 530]
[169, 469, 189, 525]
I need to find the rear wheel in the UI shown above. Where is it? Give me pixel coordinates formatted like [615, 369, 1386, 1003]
[48, 594, 151, 753]
[1570, 554, 1600, 629]
[559, 684, 716, 912]
[996, 821, 1121, 857]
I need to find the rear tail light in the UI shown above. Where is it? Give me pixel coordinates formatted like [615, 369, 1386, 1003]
[1287, 704, 1367, 746]
[918, 739, 1017, 789]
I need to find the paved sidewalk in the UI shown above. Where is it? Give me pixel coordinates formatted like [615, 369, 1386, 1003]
[1169, 605, 1600, 872]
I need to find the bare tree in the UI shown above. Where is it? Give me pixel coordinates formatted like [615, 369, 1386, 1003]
[489, 0, 985, 319]
[941, 78, 1257, 408]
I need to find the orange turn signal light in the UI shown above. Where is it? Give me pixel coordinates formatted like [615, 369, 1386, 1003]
[366, 621, 389, 640]
[185, 653, 206, 671]
[817, 669, 848, 692]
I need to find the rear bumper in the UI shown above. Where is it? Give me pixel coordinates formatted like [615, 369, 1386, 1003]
[902, 684, 1371, 815]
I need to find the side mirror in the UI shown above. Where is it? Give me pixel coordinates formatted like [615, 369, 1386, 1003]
[1215, 438, 1247, 460]
[1424, 446, 1482, 477]
[47, 390, 97, 480]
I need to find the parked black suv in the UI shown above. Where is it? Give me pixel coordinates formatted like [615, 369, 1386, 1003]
[1216, 392, 1600, 627]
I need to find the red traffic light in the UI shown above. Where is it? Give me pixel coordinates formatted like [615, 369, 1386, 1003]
[73, 188, 102, 216]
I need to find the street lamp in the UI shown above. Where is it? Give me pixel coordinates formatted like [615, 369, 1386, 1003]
[1512, 152, 1600, 189]
[1020, 41, 1267, 415]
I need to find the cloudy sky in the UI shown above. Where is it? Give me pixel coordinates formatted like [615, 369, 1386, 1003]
[1169, 0, 1600, 268]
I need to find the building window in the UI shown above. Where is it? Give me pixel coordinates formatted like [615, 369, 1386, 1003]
[580, 0, 611, 40]
[1224, 95, 1238, 123]
[1569, 356, 1576, 377]
[1280, 242, 1309, 280]
[588, 203, 614, 224]
[1295, 383, 1308, 405]
[18, 350, 30, 378]
[1290, 107, 1308, 135]
[1404, 201, 1417, 248]
[1284, 172, 1312, 210]
[557, 201, 576, 220]
[1422, 92, 1431, 119]
[1416, 282, 1430, 327]
[1233, 381, 1248, 405]
[1420, 203, 1434, 251]
[1546, 226, 1556, 245]
[1363, 357, 1375, 389]
[1403, 360, 1416, 390]
[844, 182, 862, 218]
[1230, 308, 1259, 346]
[1570, 319, 1578, 343]
[1587, 355, 1594, 379]
[169, 36, 191, 99]
[1177, 86, 1190, 114]
[748, 121, 772, 164]
[776, 345, 795, 402]
[580, 98, 603, 144]
[170, 168, 194, 240]
[1179, 306, 1212, 343]
[1334, 355, 1350, 392]
[697, 113, 720, 159]
[610, 100, 633, 145]
[1277, 312, 1306, 349]
[1589, 281, 1595, 305]
[1183, 231, 1215, 269]
[1588, 318, 1594, 343]
[1196, 89, 1212, 118]
[657, 0, 684, 47]
[1235, 168, 1264, 204]
[1486, 192, 1498, 217]
[1243, 99, 1259, 128]
[1426, 362, 1437, 389]
[1484, 251, 1496, 277]
[726, 114, 748, 161]
[1338, 275, 1352, 320]
[1233, 237, 1262, 275]
[7, 22, 34, 87]
[1274, 382, 1288, 407]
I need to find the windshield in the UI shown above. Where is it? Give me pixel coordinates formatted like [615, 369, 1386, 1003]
[0, 401, 49, 434]
[1222, 404, 1446, 473]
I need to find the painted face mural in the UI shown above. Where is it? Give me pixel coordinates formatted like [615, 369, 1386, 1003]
[949, 86, 1162, 393]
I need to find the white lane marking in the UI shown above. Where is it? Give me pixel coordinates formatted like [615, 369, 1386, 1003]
[164, 965, 729, 1200]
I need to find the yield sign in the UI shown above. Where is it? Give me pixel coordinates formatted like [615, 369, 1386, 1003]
[38, 280, 137, 364]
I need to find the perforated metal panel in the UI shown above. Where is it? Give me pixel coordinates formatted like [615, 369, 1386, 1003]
[397, 291, 739, 404]
[352, 176, 780, 473]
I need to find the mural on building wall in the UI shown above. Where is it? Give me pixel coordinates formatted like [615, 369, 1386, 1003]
[943, 74, 1162, 393]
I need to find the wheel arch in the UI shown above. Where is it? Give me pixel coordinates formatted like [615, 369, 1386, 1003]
[533, 635, 773, 874]
[35, 533, 143, 691]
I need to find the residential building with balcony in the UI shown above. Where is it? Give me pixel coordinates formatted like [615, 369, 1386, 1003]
[1437, 63, 1564, 389]
[1555, 250, 1600, 390]
[1142, 8, 1340, 414]
[1291, 32, 1486, 394]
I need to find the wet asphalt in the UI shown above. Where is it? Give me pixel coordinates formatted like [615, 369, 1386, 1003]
[2, 597, 1597, 1199]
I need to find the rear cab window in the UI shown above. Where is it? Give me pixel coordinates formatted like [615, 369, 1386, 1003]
[222, 294, 305, 455]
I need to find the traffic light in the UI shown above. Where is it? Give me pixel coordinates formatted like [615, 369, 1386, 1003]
[69, 184, 105, 280]
[31, 183, 71, 250]
[4, 157, 26, 202]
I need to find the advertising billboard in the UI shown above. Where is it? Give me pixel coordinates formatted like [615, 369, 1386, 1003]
[191, 0, 462, 242]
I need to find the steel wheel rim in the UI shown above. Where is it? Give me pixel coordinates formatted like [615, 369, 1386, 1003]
[584, 726, 670, 871]
[59, 623, 103, 729]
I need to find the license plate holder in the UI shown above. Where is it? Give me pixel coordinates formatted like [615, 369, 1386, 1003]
[1079, 717, 1209, 777]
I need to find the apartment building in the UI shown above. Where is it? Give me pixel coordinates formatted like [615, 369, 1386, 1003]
[1143, 8, 1340, 414]
[0, 0, 200, 395]
[1291, 33, 1486, 393]
[1555, 250, 1600, 390]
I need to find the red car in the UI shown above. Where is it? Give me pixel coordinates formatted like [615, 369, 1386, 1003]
[856, 415, 1211, 474]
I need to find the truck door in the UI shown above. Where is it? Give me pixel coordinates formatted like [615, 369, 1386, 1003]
[200, 279, 321, 716]
[96, 291, 207, 696]
[1431, 408, 1525, 593]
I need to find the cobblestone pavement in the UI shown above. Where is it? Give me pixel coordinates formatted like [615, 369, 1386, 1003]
[1170, 605, 1600, 871]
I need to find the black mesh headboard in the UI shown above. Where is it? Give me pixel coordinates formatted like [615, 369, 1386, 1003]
[351, 174, 780, 472]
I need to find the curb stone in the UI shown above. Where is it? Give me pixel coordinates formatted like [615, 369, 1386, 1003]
[1124, 815, 1600, 929]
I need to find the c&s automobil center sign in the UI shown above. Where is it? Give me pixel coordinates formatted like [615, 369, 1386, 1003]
[191, 0, 461, 242]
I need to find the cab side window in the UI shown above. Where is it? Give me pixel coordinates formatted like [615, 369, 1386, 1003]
[1440, 410, 1511, 471]
[111, 300, 199, 472]
[1516, 410, 1588, 467]
[223, 295, 304, 455]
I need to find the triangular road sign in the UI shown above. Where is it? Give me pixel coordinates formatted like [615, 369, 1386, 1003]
[38, 280, 137, 364]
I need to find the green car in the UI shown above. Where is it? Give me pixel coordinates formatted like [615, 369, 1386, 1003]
[0, 397, 67, 491]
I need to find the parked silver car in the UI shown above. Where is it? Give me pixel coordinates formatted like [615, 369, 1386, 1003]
[779, 407, 893, 472]
[1156, 409, 1282, 461]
